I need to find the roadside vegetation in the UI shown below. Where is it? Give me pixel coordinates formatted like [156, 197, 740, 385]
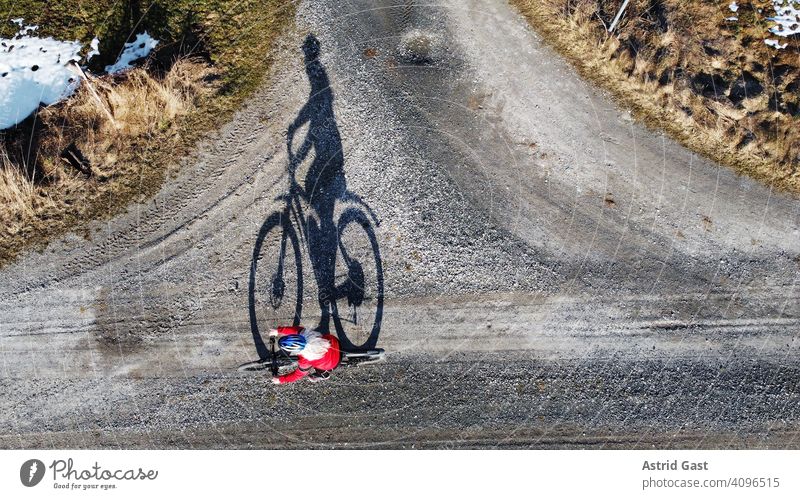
[0, 0, 295, 267]
[511, 0, 800, 193]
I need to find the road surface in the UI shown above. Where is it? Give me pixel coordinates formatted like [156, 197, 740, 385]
[0, 0, 798, 448]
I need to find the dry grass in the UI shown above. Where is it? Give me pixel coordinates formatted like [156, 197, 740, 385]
[0, 155, 40, 221]
[511, 0, 800, 193]
[47, 60, 217, 179]
[0, 59, 217, 261]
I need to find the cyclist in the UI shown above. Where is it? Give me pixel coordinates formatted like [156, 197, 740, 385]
[269, 325, 341, 384]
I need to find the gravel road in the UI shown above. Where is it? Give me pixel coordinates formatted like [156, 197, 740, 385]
[1, 0, 798, 448]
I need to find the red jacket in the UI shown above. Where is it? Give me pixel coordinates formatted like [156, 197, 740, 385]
[275, 326, 341, 384]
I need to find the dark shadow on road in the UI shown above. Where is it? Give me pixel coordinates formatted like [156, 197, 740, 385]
[248, 34, 383, 358]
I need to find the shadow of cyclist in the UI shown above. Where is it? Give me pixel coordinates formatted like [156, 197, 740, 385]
[247, 34, 383, 360]
[286, 34, 347, 337]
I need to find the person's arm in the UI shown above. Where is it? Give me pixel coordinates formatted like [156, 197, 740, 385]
[286, 108, 310, 160]
[269, 325, 304, 337]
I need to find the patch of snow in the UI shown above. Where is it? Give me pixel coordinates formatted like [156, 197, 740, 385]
[105, 32, 158, 74]
[18, 25, 38, 36]
[767, 0, 800, 37]
[1, 19, 159, 129]
[726, 16, 739, 21]
[87, 37, 100, 61]
[9, 19, 39, 37]
[765, 38, 789, 49]
[729, 2, 739, 12]
[0, 20, 84, 129]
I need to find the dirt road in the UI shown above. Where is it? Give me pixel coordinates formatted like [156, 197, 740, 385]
[1, 1, 798, 448]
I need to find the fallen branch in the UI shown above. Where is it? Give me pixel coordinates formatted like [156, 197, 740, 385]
[60, 142, 92, 177]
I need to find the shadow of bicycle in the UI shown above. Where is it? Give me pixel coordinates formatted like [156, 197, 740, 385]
[248, 34, 384, 358]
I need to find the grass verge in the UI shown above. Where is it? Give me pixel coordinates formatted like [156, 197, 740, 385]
[510, 0, 800, 194]
[0, 0, 296, 267]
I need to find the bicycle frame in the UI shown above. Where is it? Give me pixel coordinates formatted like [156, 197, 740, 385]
[282, 145, 380, 241]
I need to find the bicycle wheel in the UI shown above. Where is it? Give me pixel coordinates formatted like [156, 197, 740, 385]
[341, 349, 385, 366]
[331, 208, 384, 350]
[248, 211, 303, 357]
[237, 356, 296, 372]
[342, 349, 384, 358]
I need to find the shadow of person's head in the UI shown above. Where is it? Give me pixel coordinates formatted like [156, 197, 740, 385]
[302, 34, 321, 64]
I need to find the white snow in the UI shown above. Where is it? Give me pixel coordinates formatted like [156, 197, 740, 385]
[1, 19, 159, 130]
[87, 37, 100, 61]
[767, 0, 800, 38]
[729, 2, 739, 13]
[105, 32, 158, 74]
[765, 38, 789, 49]
[0, 21, 84, 129]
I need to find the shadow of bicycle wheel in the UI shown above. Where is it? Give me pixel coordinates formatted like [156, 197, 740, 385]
[248, 211, 304, 360]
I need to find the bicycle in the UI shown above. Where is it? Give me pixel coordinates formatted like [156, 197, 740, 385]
[237, 336, 386, 375]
